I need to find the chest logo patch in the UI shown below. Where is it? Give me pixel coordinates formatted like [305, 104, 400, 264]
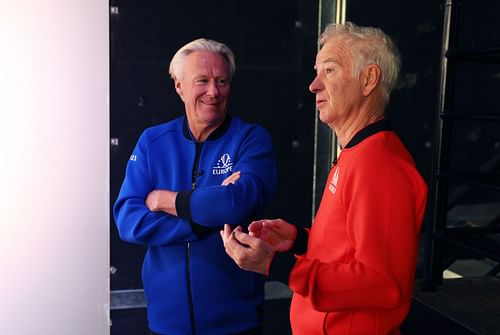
[328, 166, 340, 194]
[213, 153, 234, 175]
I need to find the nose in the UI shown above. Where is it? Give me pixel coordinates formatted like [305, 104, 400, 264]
[309, 75, 322, 93]
[206, 80, 220, 97]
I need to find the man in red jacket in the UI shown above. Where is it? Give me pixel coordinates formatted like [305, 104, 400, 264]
[221, 22, 428, 335]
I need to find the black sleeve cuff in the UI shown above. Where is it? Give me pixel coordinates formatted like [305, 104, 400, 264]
[268, 253, 279, 277]
[176, 190, 219, 237]
[190, 221, 218, 237]
[267, 228, 308, 278]
[289, 228, 308, 255]
[175, 190, 193, 221]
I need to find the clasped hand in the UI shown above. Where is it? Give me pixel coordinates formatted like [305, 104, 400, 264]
[220, 219, 297, 276]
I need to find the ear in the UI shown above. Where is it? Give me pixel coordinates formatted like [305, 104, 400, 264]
[174, 79, 184, 99]
[360, 64, 381, 97]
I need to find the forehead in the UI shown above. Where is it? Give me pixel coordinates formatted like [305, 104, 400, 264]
[184, 51, 229, 75]
[315, 37, 350, 67]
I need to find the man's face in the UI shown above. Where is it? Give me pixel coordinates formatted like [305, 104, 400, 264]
[175, 51, 230, 131]
[309, 37, 363, 128]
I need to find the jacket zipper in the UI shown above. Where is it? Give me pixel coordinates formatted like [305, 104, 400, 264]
[322, 154, 339, 335]
[323, 312, 329, 334]
[186, 141, 203, 335]
[186, 242, 196, 335]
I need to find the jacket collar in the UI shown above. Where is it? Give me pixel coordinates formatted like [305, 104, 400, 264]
[182, 115, 232, 142]
[344, 118, 392, 149]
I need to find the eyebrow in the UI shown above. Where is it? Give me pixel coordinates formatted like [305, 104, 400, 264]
[314, 57, 341, 70]
[192, 74, 228, 80]
[322, 57, 341, 66]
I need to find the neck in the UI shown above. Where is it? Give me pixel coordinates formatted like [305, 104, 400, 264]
[187, 115, 229, 143]
[189, 123, 218, 142]
[334, 106, 384, 148]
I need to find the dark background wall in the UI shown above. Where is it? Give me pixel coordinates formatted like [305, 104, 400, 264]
[348, 0, 443, 183]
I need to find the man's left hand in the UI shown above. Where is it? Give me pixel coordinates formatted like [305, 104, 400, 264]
[221, 171, 241, 186]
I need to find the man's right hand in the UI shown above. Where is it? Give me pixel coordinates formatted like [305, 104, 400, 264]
[248, 219, 297, 252]
[220, 224, 274, 276]
[145, 189, 178, 216]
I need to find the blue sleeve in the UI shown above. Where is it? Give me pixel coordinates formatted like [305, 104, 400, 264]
[113, 132, 199, 246]
[188, 126, 277, 227]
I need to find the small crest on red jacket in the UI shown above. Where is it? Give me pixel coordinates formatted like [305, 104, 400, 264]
[328, 166, 340, 194]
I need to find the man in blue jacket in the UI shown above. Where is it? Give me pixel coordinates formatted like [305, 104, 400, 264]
[114, 38, 277, 335]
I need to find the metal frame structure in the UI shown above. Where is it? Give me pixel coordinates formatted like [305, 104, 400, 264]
[312, 0, 346, 217]
[422, 0, 500, 290]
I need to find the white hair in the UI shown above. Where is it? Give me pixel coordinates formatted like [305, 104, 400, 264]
[320, 22, 401, 103]
[169, 38, 236, 81]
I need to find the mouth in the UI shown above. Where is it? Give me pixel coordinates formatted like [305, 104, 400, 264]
[200, 100, 219, 106]
[315, 99, 327, 108]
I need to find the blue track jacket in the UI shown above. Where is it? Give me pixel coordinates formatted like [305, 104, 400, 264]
[114, 115, 277, 335]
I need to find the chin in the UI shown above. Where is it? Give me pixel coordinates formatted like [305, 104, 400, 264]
[318, 112, 327, 123]
[204, 112, 226, 124]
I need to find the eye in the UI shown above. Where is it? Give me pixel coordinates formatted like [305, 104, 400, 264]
[216, 78, 228, 86]
[325, 68, 334, 74]
[195, 78, 209, 84]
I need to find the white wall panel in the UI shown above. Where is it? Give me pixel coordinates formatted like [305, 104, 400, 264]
[0, 1, 109, 334]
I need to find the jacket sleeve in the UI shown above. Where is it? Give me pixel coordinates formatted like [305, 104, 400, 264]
[289, 157, 427, 312]
[113, 132, 199, 246]
[182, 126, 277, 227]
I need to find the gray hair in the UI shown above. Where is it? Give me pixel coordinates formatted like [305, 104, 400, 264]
[169, 38, 236, 81]
[320, 22, 401, 103]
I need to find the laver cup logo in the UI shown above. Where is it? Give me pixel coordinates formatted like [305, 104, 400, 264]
[213, 153, 234, 175]
[328, 166, 340, 194]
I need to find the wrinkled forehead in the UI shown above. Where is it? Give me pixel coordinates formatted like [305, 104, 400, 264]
[184, 51, 230, 76]
[314, 37, 350, 69]
[186, 51, 227, 67]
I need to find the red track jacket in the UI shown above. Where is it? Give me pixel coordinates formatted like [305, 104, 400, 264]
[289, 125, 428, 335]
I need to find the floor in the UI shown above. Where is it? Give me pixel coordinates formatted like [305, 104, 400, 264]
[110, 279, 490, 335]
